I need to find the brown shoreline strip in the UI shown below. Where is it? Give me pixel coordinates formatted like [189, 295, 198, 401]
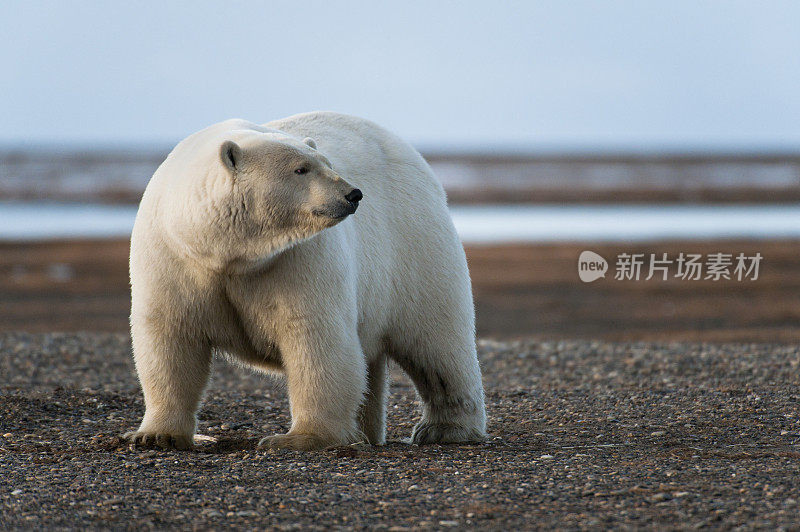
[1, 239, 798, 342]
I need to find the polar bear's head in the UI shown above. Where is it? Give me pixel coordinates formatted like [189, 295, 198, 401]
[158, 128, 362, 272]
[221, 134, 361, 227]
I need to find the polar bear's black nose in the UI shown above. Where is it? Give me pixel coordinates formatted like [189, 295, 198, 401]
[345, 189, 362, 204]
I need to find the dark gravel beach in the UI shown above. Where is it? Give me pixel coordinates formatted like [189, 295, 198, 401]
[2, 333, 800, 529]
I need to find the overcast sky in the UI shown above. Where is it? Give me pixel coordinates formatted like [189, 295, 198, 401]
[2, 1, 799, 150]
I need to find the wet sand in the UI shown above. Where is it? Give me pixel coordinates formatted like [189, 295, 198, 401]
[1, 239, 799, 342]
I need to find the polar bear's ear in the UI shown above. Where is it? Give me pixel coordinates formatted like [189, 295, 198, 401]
[303, 137, 317, 150]
[220, 140, 243, 172]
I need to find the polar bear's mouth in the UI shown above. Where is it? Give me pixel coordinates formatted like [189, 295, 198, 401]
[312, 200, 359, 221]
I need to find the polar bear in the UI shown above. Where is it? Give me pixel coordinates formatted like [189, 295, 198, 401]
[124, 111, 486, 451]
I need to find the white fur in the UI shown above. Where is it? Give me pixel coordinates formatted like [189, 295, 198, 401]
[125, 111, 486, 450]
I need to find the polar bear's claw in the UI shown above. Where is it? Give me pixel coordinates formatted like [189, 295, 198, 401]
[123, 431, 193, 451]
[410, 422, 486, 445]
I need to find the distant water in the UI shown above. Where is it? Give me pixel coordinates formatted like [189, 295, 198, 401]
[449, 204, 800, 243]
[1, 202, 799, 243]
[0, 203, 139, 240]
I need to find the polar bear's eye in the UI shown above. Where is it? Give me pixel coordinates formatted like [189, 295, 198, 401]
[294, 167, 308, 175]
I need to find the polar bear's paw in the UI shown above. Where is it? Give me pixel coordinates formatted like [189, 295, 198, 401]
[257, 432, 337, 451]
[410, 422, 486, 445]
[122, 430, 194, 451]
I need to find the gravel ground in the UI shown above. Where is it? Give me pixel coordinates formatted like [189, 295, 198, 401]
[2, 333, 800, 530]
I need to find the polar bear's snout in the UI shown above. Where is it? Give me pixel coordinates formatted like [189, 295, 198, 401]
[345, 188, 362, 205]
[334, 188, 361, 217]
[311, 187, 362, 220]
[342, 188, 362, 214]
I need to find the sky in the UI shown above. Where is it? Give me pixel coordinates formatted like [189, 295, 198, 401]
[1, 1, 799, 150]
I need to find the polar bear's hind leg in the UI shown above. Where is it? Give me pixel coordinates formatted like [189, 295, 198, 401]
[389, 330, 487, 445]
[357, 354, 389, 445]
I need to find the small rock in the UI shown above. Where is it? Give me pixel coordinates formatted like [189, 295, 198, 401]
[439, 520, 459, 527]
[650, 431, 666, 437]
[11, 489, 23, 496]
[539, 454, 554, 459]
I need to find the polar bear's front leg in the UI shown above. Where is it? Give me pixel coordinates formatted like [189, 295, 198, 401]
[258, 321, 367, 451]
[124, 320, 212, 450]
